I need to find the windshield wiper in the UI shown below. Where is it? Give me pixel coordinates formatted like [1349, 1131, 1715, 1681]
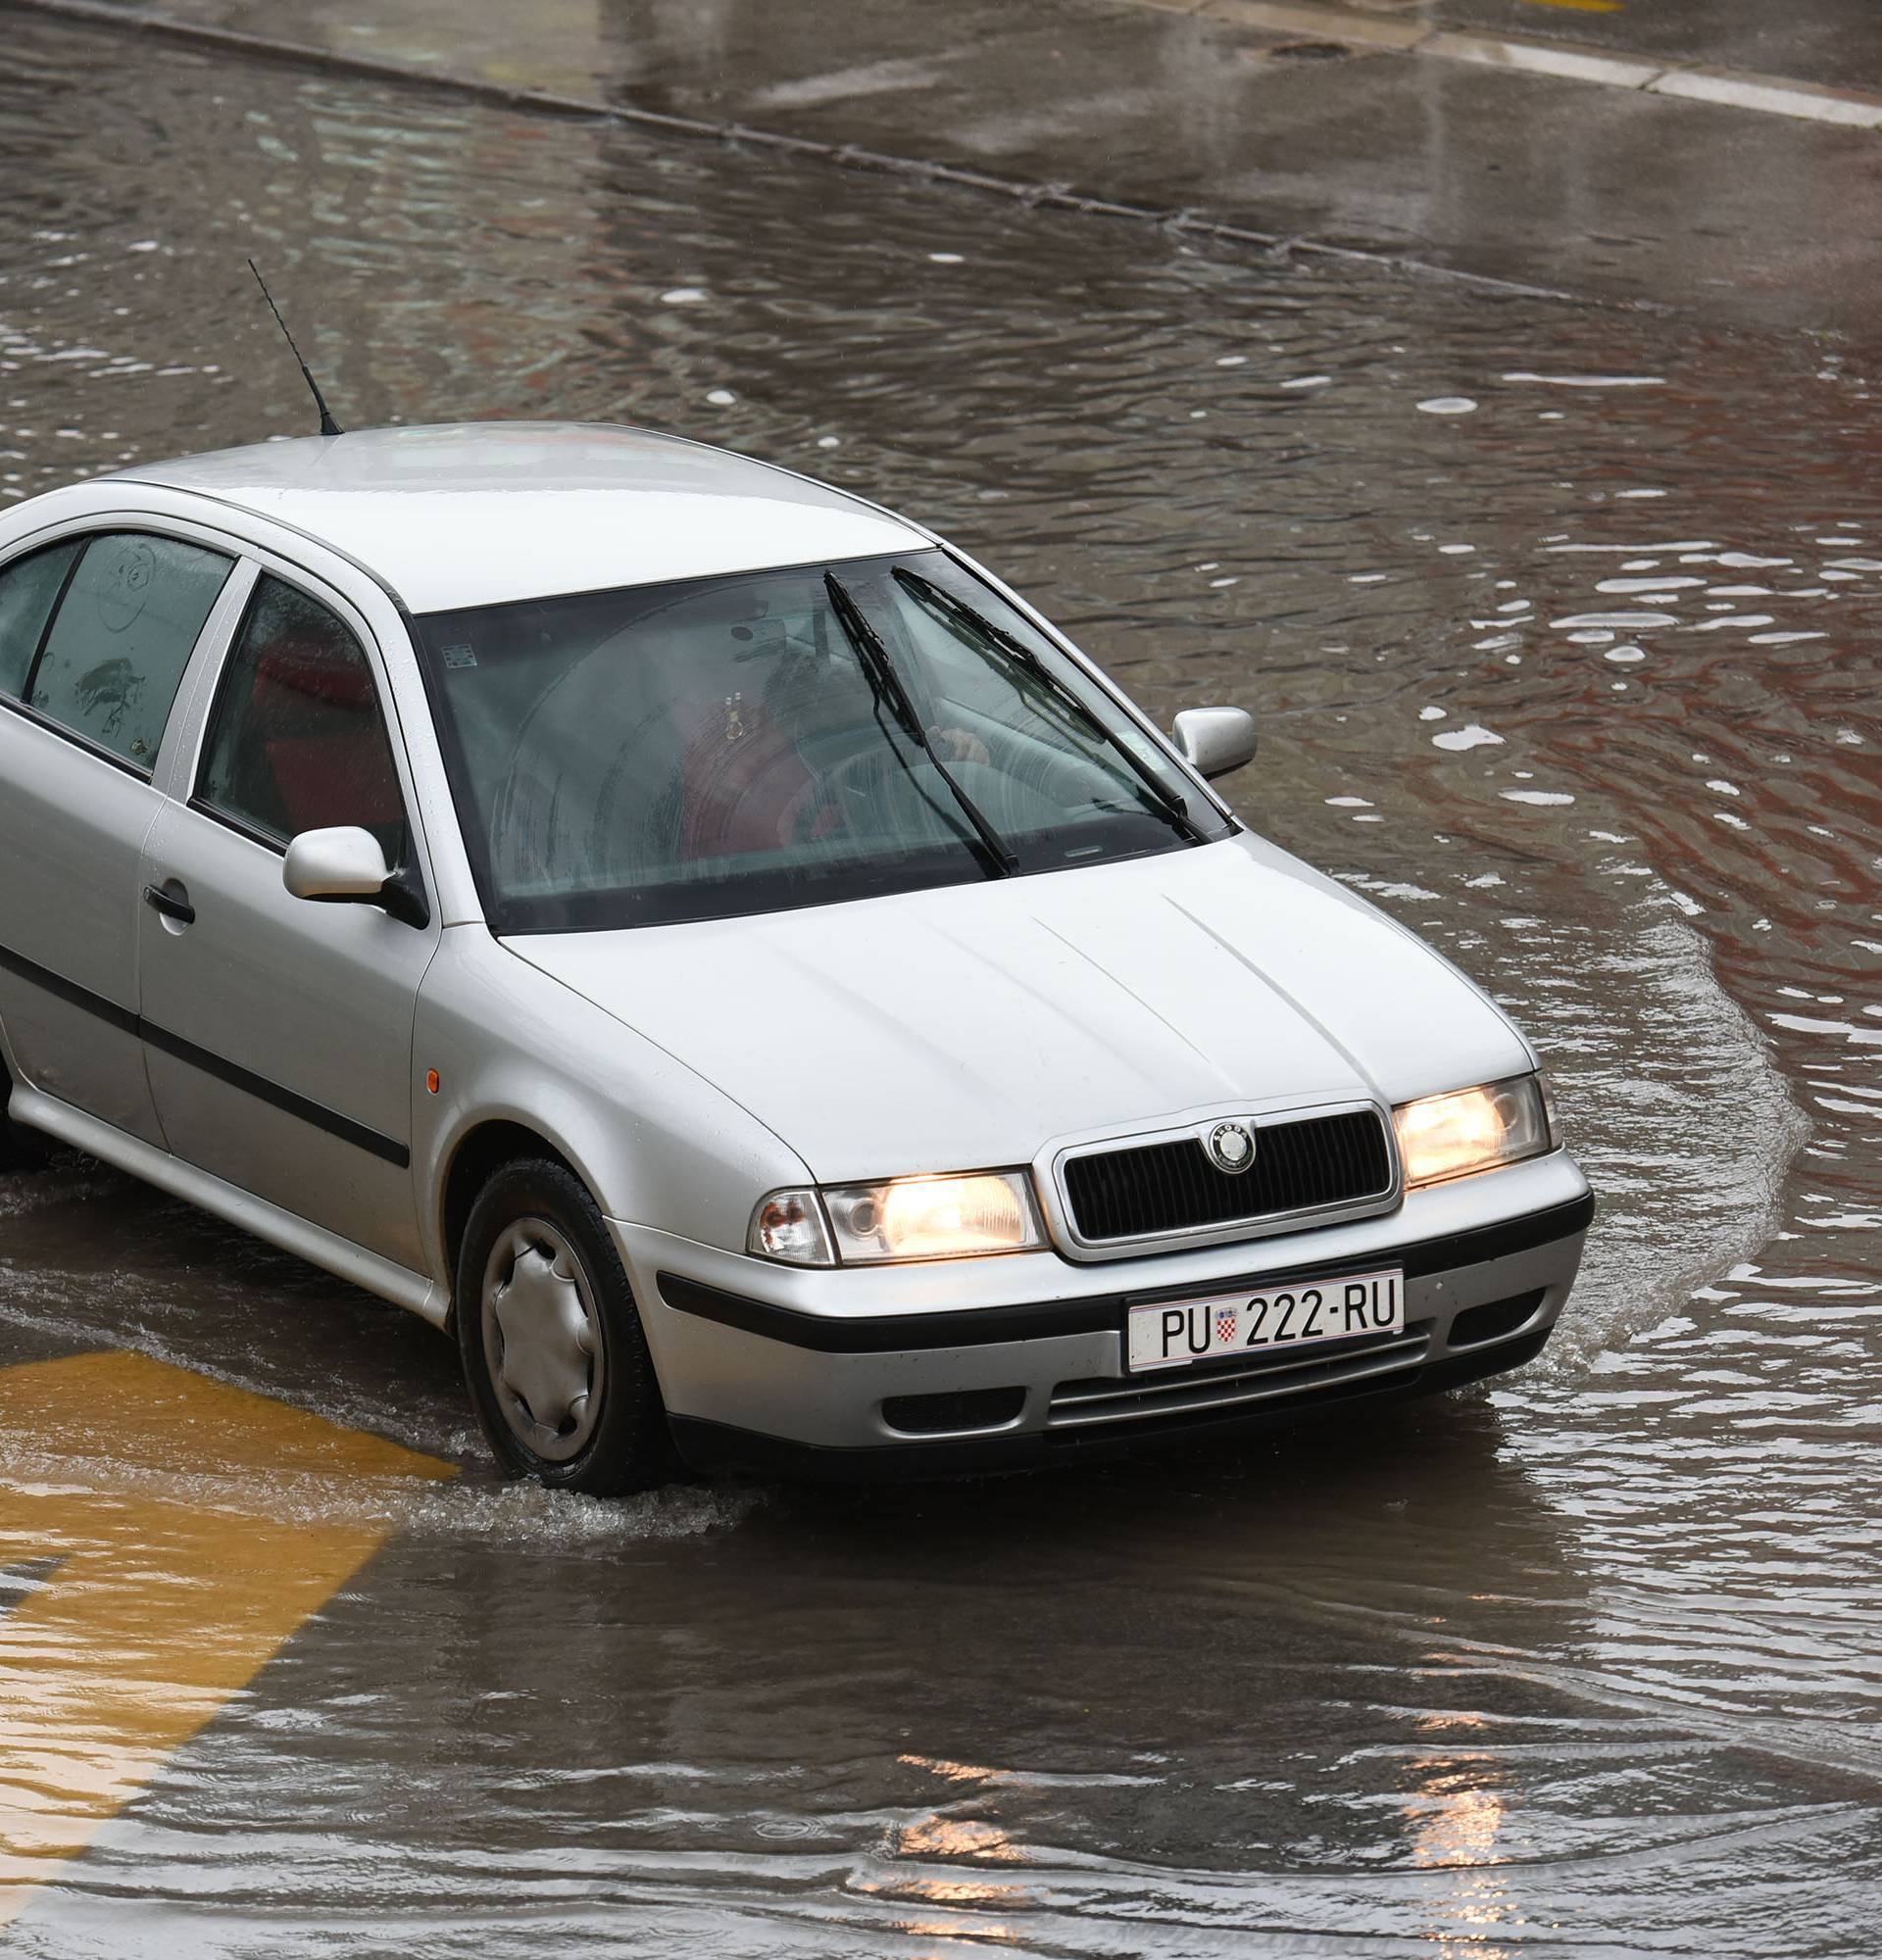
[893, 566, 1207, 844]
[822, 572, 1018, 877]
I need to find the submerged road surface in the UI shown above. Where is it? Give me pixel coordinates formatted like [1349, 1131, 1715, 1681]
[1, 16, 1878, 1954]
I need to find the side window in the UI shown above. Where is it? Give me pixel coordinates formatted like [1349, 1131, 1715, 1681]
[27, 532, 232, 769]
[0, 539, 85, 701]
[196, 573, 408, 863]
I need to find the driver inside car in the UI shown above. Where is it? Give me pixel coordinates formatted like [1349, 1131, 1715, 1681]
[480, 568, 1006, 902]
[672, 599, 990, 861]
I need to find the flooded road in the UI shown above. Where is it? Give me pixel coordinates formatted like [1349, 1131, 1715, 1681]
[2, 16, 1879, 1953]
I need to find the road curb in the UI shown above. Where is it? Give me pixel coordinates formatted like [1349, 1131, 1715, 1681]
[2, 0, 1627, 309]
[1182, 0, 1882, 128]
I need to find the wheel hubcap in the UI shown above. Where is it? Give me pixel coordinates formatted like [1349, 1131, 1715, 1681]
[480, 1219, 604, 1462]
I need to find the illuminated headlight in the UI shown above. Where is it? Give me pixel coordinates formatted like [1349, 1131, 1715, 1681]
[748, 1171, 1045, 1266]
[1393, 1074, 1555, 1189]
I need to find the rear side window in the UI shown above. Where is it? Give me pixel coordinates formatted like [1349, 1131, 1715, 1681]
[0, 538, 84, 700]
[196, 572, 408, 863]
[27, 532, 232, 769]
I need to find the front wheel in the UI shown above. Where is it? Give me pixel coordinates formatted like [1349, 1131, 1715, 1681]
[456, 1158, 669, 1494]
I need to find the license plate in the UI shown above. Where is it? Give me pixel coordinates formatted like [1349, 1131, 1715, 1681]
[1124, 1267, 1404, 1373]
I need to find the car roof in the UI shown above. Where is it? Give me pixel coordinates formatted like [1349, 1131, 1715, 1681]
[108, 421, 930, 613]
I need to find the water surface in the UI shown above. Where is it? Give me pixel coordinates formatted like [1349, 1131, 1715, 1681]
[0, 20, 1877, 1954]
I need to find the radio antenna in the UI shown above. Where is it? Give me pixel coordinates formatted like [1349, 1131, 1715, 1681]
[247, 258, 344, 438]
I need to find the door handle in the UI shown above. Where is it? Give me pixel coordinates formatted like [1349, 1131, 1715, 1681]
[143, 883, 196, 927]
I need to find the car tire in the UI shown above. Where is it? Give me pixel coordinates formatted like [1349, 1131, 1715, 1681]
[0, 1061, 46, 1172]
[455, 1158, 670, 1495]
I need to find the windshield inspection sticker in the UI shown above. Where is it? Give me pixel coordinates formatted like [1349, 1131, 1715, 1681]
[441, 644, 477, 669]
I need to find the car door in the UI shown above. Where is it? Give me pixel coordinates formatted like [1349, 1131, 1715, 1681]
[136, 564, 440, 1272]
[0, 525, 240, 1145]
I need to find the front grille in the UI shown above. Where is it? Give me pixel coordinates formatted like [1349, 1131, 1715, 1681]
[1061, 1107, 1393, 1245]
[1047, 1324, 1430, 1434]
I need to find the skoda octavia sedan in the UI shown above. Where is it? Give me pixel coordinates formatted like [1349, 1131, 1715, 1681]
[0, 423, 1592, 1491]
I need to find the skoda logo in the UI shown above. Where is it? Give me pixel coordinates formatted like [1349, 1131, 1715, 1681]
[1205, 1120, 1257, 1175]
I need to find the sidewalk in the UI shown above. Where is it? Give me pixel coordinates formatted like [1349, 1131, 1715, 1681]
[1382, 0, 1882, 94]
[12, 0, 1880, 336]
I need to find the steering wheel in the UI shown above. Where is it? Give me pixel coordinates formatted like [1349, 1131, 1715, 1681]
[781, 738, 898, 847]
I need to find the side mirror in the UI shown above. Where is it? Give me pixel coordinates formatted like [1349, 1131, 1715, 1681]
[284, 827, 430, 928]
[1171, 706, 1257, 782]
[284, 826, 392, 903]
[284, 826, 430, 927]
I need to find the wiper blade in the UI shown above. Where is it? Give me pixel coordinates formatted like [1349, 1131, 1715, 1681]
[892, 567, 1206, 843]
[822, 572, 1018, 877]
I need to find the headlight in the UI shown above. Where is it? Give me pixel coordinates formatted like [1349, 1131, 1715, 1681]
[1394, 1074, 1554, 1189]
[748, 1170, 1045, 1266]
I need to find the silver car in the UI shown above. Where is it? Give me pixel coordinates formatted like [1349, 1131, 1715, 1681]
[0, 422, 1592, 1492]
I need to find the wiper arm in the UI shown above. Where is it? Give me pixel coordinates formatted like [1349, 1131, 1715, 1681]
[822, 572, 1018, 876]
[893, 567, 1206, 843]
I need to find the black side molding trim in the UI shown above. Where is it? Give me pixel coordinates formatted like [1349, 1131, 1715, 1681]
[0, 937, 409, 1169]
[0, 940, 138, 1037]
[1402, 1190, 1594, 1279]
[657, 1190, 1596, 1354]
[139, 1020, 409, 1168]
[656, 1271, 1123, 1353]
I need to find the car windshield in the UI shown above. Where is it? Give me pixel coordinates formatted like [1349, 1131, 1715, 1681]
[414, 549, 1231, 932]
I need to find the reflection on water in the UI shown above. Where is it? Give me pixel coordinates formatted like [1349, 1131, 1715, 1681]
[0, 1354, 450, 1933]
[0, 13, 1879, 1955]
[1403, 1735, 1514, 1960]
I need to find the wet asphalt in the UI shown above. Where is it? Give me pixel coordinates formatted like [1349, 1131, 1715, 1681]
[12, 0, 1882, 332]
[1, 11, 1880, 1954]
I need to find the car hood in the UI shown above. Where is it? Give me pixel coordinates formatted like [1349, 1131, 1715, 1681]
[503, 835, 1533, 1183]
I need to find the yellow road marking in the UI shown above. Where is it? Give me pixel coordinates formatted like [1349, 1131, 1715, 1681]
[1521, 0, 1624, 13]
[0, 1351, 453, 1929]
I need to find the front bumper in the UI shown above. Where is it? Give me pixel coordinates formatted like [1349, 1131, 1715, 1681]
[609, 1150, 1593, 1480]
